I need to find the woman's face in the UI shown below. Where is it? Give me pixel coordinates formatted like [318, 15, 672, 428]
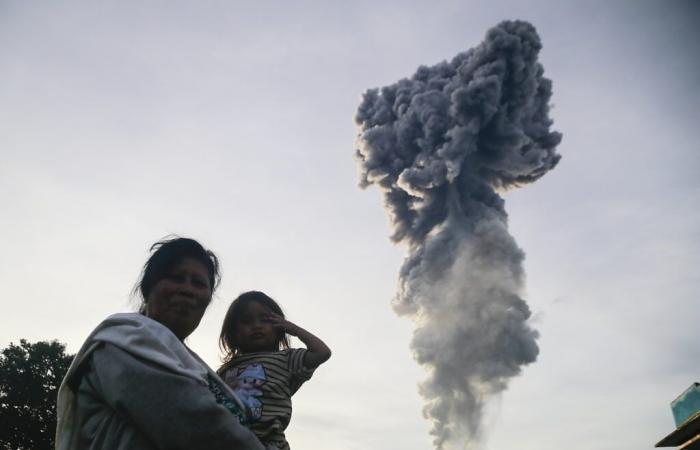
[145, 257, 212, 340]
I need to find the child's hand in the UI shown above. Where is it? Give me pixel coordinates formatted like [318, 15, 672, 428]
[263, 312, 301, 336]
[263, 309, 331, 368]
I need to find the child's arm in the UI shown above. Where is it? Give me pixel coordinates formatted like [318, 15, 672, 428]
[265, 313, 331, 369]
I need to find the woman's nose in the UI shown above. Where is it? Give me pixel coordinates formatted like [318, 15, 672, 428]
[177, 279, 197, 295]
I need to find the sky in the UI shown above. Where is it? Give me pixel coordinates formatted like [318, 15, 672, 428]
[1, 1, 699, 449]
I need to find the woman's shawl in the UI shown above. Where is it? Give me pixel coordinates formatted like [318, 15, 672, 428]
[55, 312, 248, 450]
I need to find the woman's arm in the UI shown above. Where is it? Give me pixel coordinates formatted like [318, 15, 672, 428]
[89, 343, 267, 450]
[265, 314, 331, 368]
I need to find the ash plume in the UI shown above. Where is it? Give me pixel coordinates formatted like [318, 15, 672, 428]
[354, 21, 561, 449]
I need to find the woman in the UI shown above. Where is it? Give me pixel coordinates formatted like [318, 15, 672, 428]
[56, 237, 273, 450]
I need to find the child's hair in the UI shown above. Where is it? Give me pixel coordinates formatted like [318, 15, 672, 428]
[219, 291, 291, 363]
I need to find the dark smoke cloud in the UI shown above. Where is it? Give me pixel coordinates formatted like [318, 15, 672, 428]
[355, 21, 561, 449]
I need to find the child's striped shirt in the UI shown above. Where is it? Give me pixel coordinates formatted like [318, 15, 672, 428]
[219, 349, 315, 450]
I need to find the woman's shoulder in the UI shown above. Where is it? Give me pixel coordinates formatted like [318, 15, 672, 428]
[84, 312, 209, 383]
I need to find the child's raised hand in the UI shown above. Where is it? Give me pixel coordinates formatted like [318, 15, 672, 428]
[263, 312, 301, 336]
[264, 309, 331, 368]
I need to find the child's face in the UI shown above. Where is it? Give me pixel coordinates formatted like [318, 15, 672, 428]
[234, 301, 279, 353]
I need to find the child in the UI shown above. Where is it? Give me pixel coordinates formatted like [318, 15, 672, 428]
[218, 291, 331, 450]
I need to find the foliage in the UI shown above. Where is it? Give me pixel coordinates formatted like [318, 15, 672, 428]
[0, 340, 73, 450]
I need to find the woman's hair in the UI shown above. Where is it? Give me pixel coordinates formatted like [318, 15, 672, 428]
[136, 236, 221, 312]
[219, 291, 291, 362]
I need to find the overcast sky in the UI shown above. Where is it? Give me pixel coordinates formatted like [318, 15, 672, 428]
[1, 1, 699, 449]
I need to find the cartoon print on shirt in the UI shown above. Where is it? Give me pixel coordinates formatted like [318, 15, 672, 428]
[226, 363, 267, 420]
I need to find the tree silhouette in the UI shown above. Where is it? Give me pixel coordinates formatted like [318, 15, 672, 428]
[0, 340, 73, 450]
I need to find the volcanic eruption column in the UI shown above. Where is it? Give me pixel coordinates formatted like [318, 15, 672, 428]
[354, 21, 562, 449]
